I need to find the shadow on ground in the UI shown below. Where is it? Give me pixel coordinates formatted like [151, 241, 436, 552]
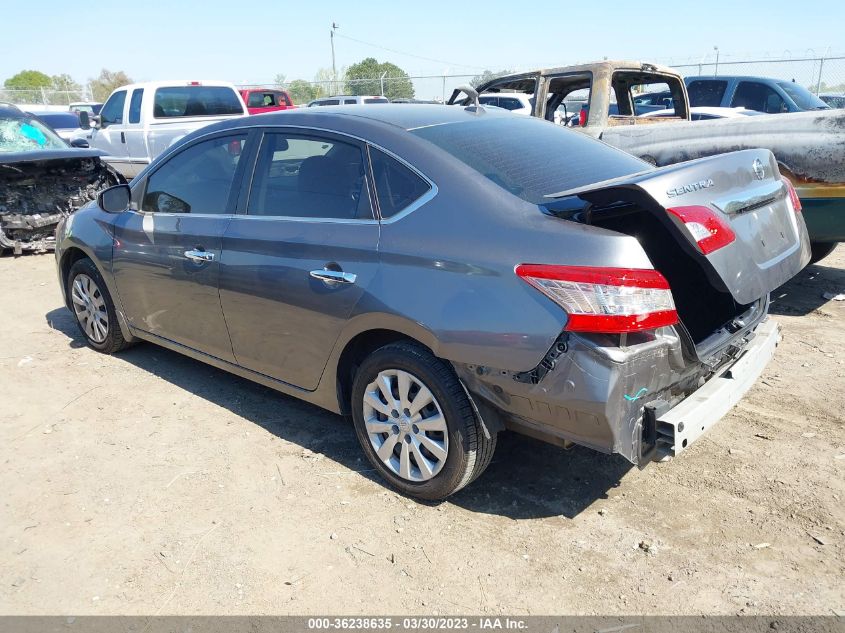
[46, 306, 629, 519]
[769, 260, 845, 316]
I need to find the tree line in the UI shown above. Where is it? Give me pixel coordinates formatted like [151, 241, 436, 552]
[3, 58, 419, 106]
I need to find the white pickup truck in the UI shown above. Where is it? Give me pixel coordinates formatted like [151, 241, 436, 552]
[83, 80, 247, 179]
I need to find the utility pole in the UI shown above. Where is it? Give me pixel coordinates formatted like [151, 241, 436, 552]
[714, 45, 720, 76]
[330, 22, 339, 95]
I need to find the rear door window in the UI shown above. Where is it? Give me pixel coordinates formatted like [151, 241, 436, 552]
[99, 90, 126, 127]
[731, 82, 786, 113]
[142, 134, 248, 214]
[498, 97, 525, 111]
[687, 80, 727, 107]
[247, 132, 372, 220]
[128, 88, 144, 124]
[153, 86, 244, 118]
[369, 147, 431, 219]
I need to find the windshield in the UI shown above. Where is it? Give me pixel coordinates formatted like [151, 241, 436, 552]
[776, 81, 830, 110]
[411, 115, 647, 204]
[0, 115, 68, 152]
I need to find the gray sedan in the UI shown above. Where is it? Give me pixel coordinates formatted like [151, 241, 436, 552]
[54, 105, 810, 500]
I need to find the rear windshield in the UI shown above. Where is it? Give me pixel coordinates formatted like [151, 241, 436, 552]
[776, 81, 830, 110]
[410, 116, 647, 204]
[153, 86, 244, 118]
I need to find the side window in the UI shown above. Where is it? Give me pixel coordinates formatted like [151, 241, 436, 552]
[369, 147, 431, 219]
[687, 80, 727, 107]
[99, 90, 126, 127]
[320, 99, 340, 106]
[732, 82, 786, 113]
[128, 89, 143, 124]
[498, 98, 524, 110]
[344, 99, 357, 104]
[247, 92, 265, 107]
[142, 134, 247, 214]
[479, 96, 499, 107]
[247, 133, 372, 220]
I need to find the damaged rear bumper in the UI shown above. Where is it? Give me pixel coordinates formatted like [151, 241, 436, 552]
[455, 314, 780, 468]
[646, 318, 781, 461]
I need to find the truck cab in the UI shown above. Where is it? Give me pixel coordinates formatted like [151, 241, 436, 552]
[86, 80, 247, 179]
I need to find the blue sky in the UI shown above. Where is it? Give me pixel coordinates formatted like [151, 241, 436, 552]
[1, 0, 841, 87]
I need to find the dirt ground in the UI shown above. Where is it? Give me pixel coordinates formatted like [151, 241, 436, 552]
[0, 248, 843, 616]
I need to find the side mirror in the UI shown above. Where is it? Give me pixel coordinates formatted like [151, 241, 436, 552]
[70, 138, 90, 148]
[78, 111, 91, 130]
[97, 184, 131, 213]
[91, 115, 101, 128]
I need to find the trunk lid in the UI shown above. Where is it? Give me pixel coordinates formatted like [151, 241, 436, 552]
[547, 149, 811, 305]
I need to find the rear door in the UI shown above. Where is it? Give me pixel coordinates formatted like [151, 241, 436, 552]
[112, 130, 254, 361]
[218, 128, 379, 390]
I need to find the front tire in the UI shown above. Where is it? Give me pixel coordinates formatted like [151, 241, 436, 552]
[351, 341, 496, 500]
[67, 258, 129, 354]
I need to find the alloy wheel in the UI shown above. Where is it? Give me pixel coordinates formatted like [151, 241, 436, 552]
[362, 369, 449, 482]
[71, 273, 109, 343]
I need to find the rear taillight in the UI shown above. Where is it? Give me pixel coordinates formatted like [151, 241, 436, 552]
[666, 205, 736, 255]
[782, 177, 802, 213]
[515, 264, 678, 334]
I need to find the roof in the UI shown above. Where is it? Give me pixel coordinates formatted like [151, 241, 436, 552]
[491, 60, 682, 80]
[241, 103, 510, 131]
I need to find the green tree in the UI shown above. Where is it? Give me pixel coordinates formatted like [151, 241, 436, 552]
[4, 69, 52, 91]
[89, 68, 133, 102]
[345, 57, 414, 100]
[470, 69, 512, 89]
[287, 79, 319, 104]
[50, 73, 83, 104]
[273, 73, 287, 88]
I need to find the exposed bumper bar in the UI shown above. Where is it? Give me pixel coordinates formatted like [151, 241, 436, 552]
[654, 318, 781, 459]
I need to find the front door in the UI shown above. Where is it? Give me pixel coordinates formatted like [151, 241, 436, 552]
[89, 89, 130, 174]
[112, 131, 253, 362]
[219, 130, 380, 390]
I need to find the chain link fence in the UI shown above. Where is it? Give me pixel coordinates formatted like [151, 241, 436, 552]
[3, 55, 843, 109]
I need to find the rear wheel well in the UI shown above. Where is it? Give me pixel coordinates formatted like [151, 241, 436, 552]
[336, 330, 431, 415]
[60, 248, 90, 306]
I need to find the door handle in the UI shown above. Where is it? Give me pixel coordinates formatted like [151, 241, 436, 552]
[184, 249, 215, 262]
[309, 269, 357, 284]
[120, 132, 126, 143]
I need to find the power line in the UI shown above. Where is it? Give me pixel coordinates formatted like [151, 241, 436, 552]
[334, 33, 485, 71]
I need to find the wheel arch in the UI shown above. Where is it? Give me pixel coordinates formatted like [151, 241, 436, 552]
[330, 318, 441, 416]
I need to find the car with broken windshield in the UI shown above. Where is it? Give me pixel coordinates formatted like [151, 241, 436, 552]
[54, 105, 810, 500]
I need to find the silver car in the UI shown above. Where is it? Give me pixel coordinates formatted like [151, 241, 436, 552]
[54, 105, 810, 500]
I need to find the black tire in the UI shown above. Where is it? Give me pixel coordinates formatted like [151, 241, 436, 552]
[351, 341, 496, 500]
[809, 241, 837, 264]
[67, 258, 129, 354]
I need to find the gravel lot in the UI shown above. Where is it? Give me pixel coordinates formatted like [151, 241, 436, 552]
[1, 248, 843, 616]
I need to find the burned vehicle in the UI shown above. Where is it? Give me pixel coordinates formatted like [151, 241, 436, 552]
[0, 103, 121, 254]
[456, 61, 845, 263]
[56, 106, 809, 500]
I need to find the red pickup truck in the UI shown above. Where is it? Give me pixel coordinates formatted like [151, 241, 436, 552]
[239, 89, 297, 115]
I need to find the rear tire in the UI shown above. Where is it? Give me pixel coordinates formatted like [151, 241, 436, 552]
[67, 258, 129, 354]
[809, 241, 837, 264]
[351, 341, 496, 500]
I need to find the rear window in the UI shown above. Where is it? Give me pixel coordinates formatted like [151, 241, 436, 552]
[687, 80, 728, 107]
[153, 86, 244, 118]
[411, 116, 647, 204]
